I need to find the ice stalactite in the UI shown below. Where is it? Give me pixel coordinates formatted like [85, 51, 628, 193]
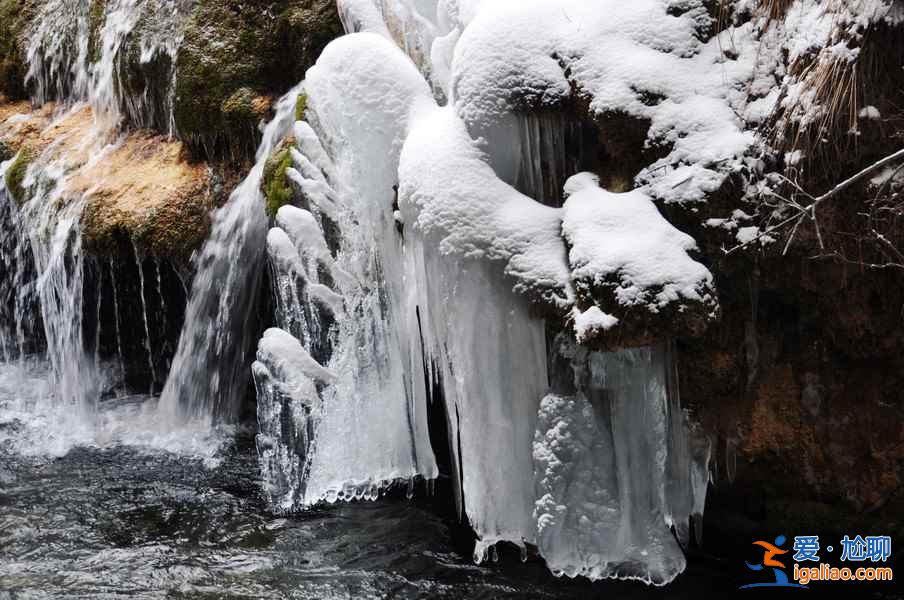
[401, 234, 549, 559]
[158, 85, 303, 425]
[533, 339, 710, 585]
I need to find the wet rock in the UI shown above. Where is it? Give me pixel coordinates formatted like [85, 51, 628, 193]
[0, 0, 35, 100]
[0, 99, 229, 262]
[76, 132, 224, 262]
[173, 0, 341, 161]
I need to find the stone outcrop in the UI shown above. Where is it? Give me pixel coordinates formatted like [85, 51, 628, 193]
[0, 99, 228, 262]
[173, 0, 341, 160]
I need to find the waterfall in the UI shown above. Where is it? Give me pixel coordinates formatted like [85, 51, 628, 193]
[157, 86, 303, 425]
[0, 0, 193, 453]
[26, 0, 191, 131]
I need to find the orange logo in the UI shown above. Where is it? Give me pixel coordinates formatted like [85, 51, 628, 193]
[752, 539, 789, 569]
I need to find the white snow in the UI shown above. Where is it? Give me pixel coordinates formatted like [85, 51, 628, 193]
[399, 103, 573, 308]
[572, 306, 619, 343]
[562, 174, 716, 311]
[449, 0, 759, 205]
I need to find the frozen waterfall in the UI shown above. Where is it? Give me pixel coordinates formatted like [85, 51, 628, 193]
[248, 10, 712, 584]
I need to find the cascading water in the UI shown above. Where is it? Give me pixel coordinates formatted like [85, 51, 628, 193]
[0, 0, 196, 454]
[158, 86, 303, 426]
[26, 0, 192, 131]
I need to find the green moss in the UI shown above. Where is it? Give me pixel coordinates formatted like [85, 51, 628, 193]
[4, 145, 37, 205]
[87, 0, 107, 64]
[294, 91, 307, 122]
[173, 0, 341, 162]
[221, 87, 258, 124]
[0, 0, 34, 99]
[262, 147, 293, 218]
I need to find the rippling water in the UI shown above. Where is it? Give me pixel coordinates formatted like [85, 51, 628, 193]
[0, 363, 798, 600]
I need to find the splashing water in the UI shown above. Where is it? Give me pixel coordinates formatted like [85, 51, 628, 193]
[0, 0, 202, 457]
[158, 86, 305, 427]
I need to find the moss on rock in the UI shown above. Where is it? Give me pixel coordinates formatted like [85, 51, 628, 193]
[173, 0, 341, 162]
[3, 144, 37, 204]
[262, 145, 294, 218]
[86, 0, 108, 64]
[295, 91, 308, 122]
[0, 0, 36, 100]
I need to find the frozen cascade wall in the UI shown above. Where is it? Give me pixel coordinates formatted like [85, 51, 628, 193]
[535, 340, 710, 584]
[253, 35, 439, 509]
[253, 0, 715, 583]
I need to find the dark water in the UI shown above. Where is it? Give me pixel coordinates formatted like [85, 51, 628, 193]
[0, 425, 743, 600]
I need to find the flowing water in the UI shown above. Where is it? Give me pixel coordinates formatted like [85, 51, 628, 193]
[0, 417, 733, 599]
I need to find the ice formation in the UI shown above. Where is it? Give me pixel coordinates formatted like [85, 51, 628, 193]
[251, 0, 726, 584]
[533, 342, 710, 585]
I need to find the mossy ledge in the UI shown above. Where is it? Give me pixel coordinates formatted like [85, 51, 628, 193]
[3, 144, 37, 205]
[173, 0, 340, 163]
[262, 144, 294, 218]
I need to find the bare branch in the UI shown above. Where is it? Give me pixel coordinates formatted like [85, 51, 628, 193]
[723, 147, 904, 256]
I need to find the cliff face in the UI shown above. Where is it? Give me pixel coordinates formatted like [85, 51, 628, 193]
[0, 0, 341, 261]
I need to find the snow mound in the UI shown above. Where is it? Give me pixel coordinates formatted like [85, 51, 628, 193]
[451, 0, 759, 204]
[562, 173, 717, 322]
[399, 104, 573, 308]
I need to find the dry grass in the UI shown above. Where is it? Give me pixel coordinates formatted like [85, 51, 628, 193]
[769, 50, 861, 166]
[758, 0, 794, 25]
[764, 3, 904, 177]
